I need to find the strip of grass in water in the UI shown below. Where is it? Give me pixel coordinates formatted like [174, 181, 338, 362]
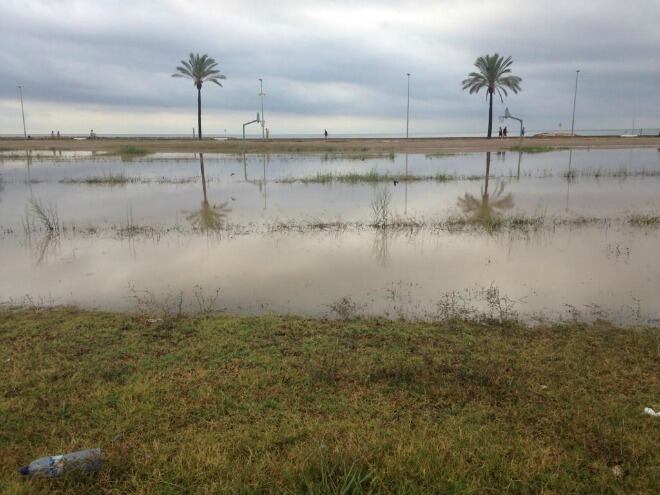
[627, 213, 660, 226]
[59, 174, 199, 185]
[510, 145, 567, 153]
[279, 170, 455, 184]
[320, 151, 396, 161]
[0, 307, 657, 494]
[117, 145, 150, 156]
[59, 173, 134, 185]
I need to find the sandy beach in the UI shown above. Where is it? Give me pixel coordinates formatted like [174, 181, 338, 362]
[1, 135, 659, 154]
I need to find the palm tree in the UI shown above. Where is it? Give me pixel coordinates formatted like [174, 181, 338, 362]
[172, 53, 226, 140]
[462, 54, 522, 138]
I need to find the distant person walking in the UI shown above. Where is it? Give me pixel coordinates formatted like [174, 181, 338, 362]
[56, 130, 60, 138]
[51, 130, 55, 139]
[498, 127, 503, 138]
[324, 129, 328, 140]
[503, 126, 508, 137]
[521, 126, 525, 137]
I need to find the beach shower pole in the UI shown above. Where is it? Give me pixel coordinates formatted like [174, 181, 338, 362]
[406, 73, 411, 138]
[18, 85, 27, 138]
[570, 70, 580, 136]
[259, 78, 265, 140]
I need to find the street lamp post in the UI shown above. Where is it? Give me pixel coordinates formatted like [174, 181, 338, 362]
[570, 70, 580, 136]
[18, 85, 27, 139]
[258, 78, 265, 140]
[406, 73, 411, 139]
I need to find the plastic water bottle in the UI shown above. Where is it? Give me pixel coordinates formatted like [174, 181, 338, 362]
[19, 448, 102, 477]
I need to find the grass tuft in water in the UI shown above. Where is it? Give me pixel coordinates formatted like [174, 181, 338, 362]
[627, 213, 660, 226]
[279, 170, 457, 184]
[510, 145, 566, 153]
[60, 172, 133, 185]
[26, 198, 60, 233]
[118, 145, 150, 156]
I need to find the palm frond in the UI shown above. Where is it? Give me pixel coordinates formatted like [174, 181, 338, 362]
[461, 53, 522, 100]
[172, 52, 227, 87]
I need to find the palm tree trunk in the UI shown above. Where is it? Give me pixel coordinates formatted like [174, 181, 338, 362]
[487, 91, 493, 139]
[197, 87, 202, 140]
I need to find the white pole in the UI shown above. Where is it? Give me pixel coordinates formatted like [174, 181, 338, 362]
[570, 70, 580, 136]
[406, 73, 411, 139]
[18, 86, 27, 138]
[259, 78, 265, 140]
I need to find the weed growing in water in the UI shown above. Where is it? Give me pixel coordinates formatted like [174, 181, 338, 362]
[25, 198, 60, 233]
[434, 285, 519, 323]
[118, 145, 150, 156]
[327, 296, 361, 320]
[510, 145, 566, 153]
[370, 187, 392, 227]
[627, 213, 660, 226]
[193, 285, 222, 314]
[60, 172, 132, 185]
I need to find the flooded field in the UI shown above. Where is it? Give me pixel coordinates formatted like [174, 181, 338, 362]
[1, 148, 659, 323]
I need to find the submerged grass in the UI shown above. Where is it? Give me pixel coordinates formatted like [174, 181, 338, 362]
[59, 173, 134, 185]
[627, 212, 660, 226]
[117, 145, 150, 156]
[510, 145, 567, 153]
[59, 174, 197, 185]
[0, 308, 657, 494]
[279, 170, 455, 184]
[24, 198, 60, 233]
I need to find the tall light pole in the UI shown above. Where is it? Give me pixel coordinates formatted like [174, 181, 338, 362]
[570, 70, 580, 136]
[18, 85, 27, 139]
[258, 78, 265, 140]
[406, 73, 411, 138]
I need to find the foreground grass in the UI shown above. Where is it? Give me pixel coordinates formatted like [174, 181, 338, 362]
[0, 308, 658, 494]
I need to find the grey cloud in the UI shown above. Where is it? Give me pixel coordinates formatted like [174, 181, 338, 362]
[0, 0, 658, 133]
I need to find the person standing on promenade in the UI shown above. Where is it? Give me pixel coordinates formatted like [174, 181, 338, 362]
[324, 129, 328, 140]
[503, 126, 508, 137]
[498, 127, 503, 138]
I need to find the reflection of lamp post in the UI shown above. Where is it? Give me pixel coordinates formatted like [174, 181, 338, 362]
[404, 152, 409, 214]
[565, 149, 573, 212]
[570, 70, 580, 136]
[500, 107, 524, 145]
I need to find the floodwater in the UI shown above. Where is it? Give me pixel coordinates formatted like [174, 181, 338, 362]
[1, 148, 659, 323]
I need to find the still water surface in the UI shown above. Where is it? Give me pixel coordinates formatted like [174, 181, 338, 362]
[1, 148, 659, 323]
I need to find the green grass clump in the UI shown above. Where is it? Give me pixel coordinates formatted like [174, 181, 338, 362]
[0, 308, 658, 494]
[117, 145, 149, 156]
[25, 198, 60, 233]
[627, 213, 660, 226]
[280, 170, 457, 184]
[510, 145, 566, 153]
[60, 173, 133, 185]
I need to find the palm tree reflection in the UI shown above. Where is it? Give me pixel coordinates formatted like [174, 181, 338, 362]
[186, 153, 231, 232]
[456, 152, 514, 226]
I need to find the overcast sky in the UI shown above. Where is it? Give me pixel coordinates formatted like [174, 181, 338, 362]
[1, 0, 658, 136]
